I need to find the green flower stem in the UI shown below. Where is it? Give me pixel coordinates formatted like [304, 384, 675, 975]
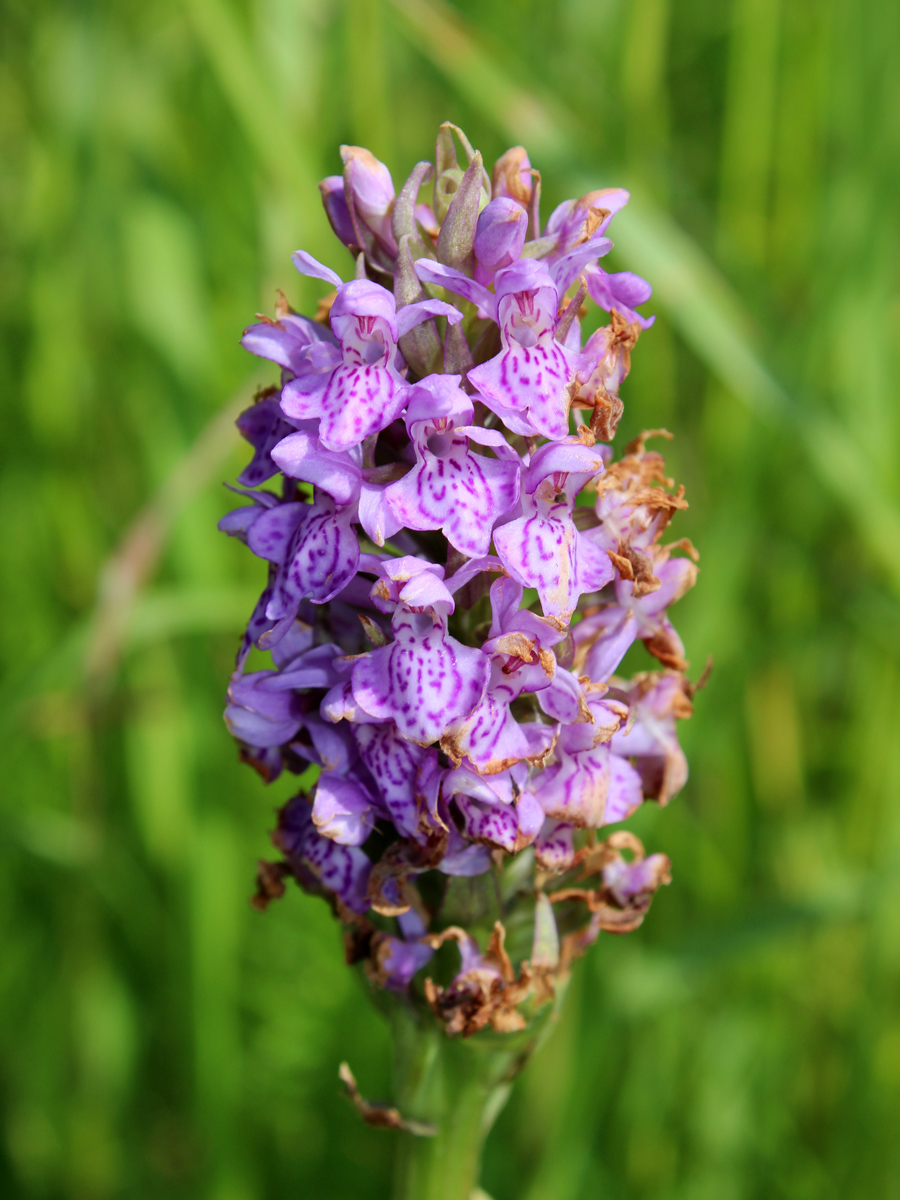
[390, 1002, 557, 1200]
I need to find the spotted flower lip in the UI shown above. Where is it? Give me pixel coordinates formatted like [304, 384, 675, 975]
[221, 128, 698, 1013]
[493, 440, 613, 621]
[351, 603, 490, 747]
[465, 261, 587, 440]
[383, 375, 520, 557]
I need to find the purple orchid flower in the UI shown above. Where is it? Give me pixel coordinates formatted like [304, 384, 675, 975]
[493, 441, 614, 622]
[280, 253, 462, 452]
[415, 258, 593, 440]
[443, 764, 544, 854]
[602, 849, 672, 905]
[383, 375, 520, 557]
[350, 560, 490, 747]
[276, 795, 372, 913]
[441, 577, 570, 774]
[530, 691, 644, 829]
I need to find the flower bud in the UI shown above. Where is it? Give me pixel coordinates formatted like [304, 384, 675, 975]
[474, 197, 528, 283]
[318, 175, 356, 248]
[341, 145, 397, 256]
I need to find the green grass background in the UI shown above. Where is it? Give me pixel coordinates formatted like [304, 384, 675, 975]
[2, 0, 899, 1196]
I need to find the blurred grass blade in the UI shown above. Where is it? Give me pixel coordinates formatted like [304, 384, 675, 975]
[184, 0, 318, 202]
[84, 386, 253, 691]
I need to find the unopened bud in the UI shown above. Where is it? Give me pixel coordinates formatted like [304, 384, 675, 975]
[474, 197, 528, 283]
[341, 145, 397, 255]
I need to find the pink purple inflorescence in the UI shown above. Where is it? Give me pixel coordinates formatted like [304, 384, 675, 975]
[221, 127, 701, 1036]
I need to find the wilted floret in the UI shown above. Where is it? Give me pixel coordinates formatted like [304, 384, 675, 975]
[220, 123, 698, 1037]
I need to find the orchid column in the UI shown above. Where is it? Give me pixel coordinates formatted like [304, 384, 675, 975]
[219, 126, 699, 1199]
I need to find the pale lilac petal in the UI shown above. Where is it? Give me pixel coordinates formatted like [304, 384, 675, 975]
[525, 440, 606, 490]
[585, 265, 655, 329]
[549, 235, 612, 293]
[603, 754, 645, 823]
[270, 432, 361, 505]
[291, 249, 343, 288]
[579, 607, 639, 682]
[312, 772, 375, 846]
[413, 260, 497, 320]
[516, 791, 545, 845]
[396, 299, 463, 338]
[404, 374, 473, 428]
[537, 667, 587, 724]
[358, 480, 402, 546]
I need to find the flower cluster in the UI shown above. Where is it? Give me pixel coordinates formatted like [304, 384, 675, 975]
[221, 127, 699, 1034]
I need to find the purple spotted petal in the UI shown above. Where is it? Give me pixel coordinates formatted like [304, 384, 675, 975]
[351, 610, 489, 746]
[280, 799, 372, 914]
[494, 508, 580, 620]
[282, 362, 407, 452]
[468, 340, 577, 441]
[454, 794, 519, 853]
[441, 681, 532, 775]
[384, 436, 519, 558]
[246, 502, 306, 563]
[353, 723, 430, 838]
[537, 743, 643, 828]
[267, 495, 359, 617]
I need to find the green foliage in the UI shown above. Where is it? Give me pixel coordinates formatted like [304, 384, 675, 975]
[1, 0, 899, 1196]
